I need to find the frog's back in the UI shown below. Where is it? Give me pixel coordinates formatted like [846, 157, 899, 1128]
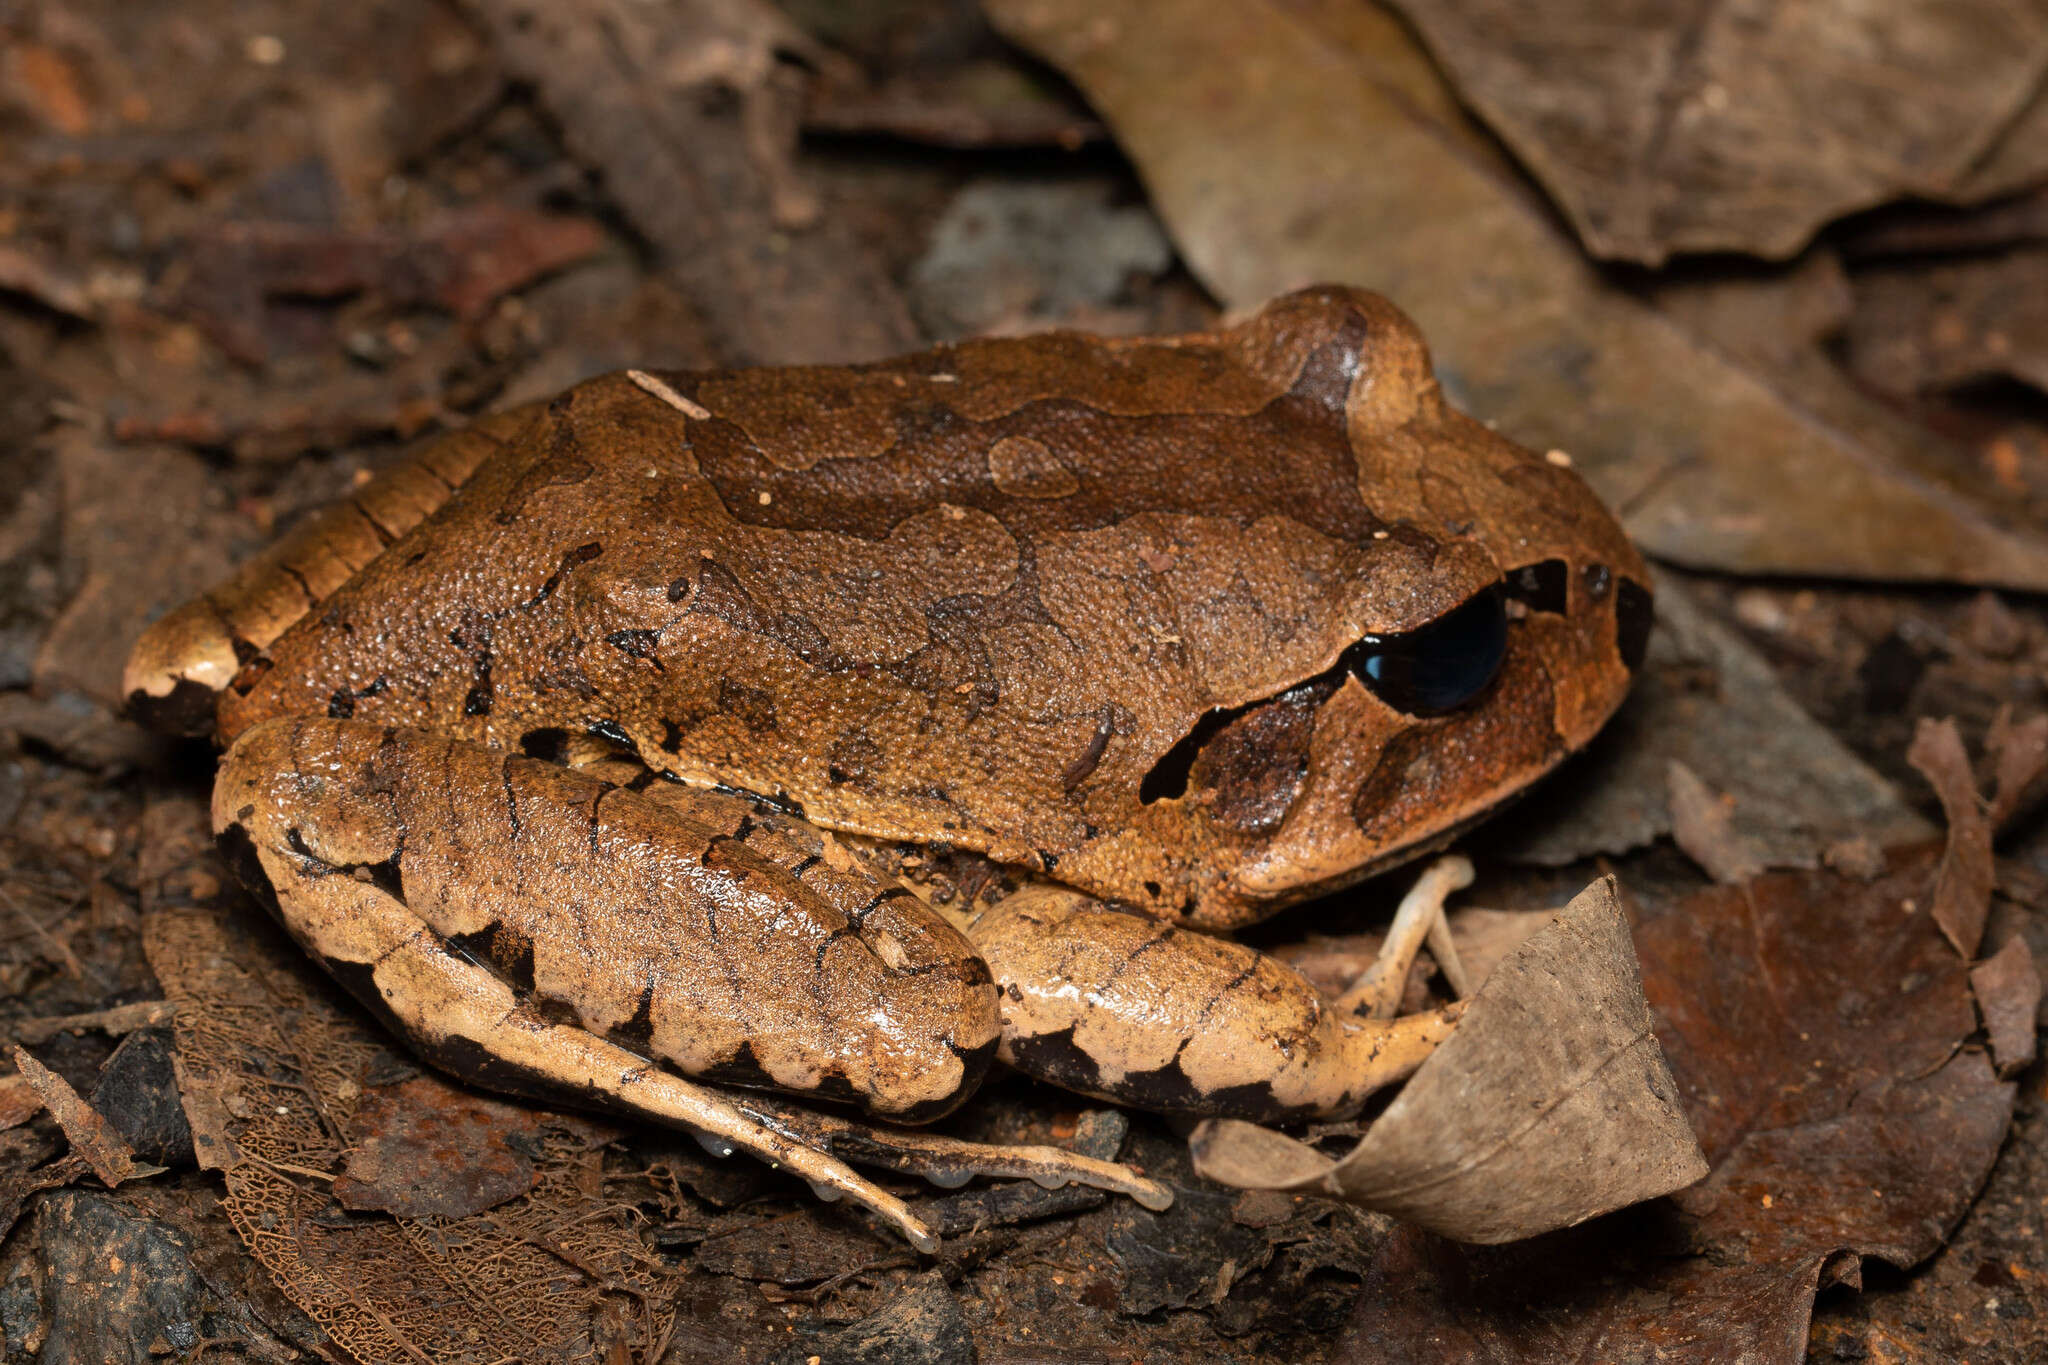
[216, 288, 1647, 927]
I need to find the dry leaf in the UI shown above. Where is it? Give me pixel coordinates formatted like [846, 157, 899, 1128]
[0, 1073, 41, 1132]
[1384, 0, 2048, 264]
[1907, 717, 1996, 957]
[984, 0, 2048, 590]
[332, 1075, 546, 1220]
[1954, 77, 2048, 203]
[33, 432, 237, 706]
[1665, 760, 1766, 885]
[1844, 251, 2048, 399]
[1190, 877, 1706, 1243]
[1971, 935, 2042, 1078]
[173, 208, 607, 368]
[1337, 842, 2014, 1361]
[1989, 706, 2048, 830]
[10, 1045, 149, 1188]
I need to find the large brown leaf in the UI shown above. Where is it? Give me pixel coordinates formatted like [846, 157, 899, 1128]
[983, 0, 2048, 590]
[1384, 0, 2048, 265]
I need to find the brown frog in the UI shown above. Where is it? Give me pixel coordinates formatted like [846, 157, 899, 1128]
[125, 286, 1650, 1251]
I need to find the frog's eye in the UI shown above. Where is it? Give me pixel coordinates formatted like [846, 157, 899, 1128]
[1343, 586, 1507, 716]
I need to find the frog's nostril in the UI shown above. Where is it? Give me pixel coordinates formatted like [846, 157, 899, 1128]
[1582, 562, 1613, 603]
[1503, 559, 1568, 616]
[1615, 578, 1654, 671]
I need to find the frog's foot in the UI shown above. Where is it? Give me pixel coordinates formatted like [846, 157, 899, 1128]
[1334, 854, 1475, 1019]
[727, 1092, 1173, 1210]
[969, 883, 1466, 1126]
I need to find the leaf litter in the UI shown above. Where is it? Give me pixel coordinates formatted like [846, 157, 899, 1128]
[4, 0, 2048, 1358]
[986, 0, 2048, 590]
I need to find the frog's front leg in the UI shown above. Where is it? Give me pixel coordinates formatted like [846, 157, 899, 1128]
[211, 717, 1159, 1251]
[969, 872, 1469, 1125]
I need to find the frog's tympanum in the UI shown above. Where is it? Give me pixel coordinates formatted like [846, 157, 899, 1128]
[126, 287, 1650, 1251]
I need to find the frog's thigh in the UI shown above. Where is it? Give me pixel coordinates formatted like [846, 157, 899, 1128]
[211, 716, 1000, 1127]
[124, 406, 540, 733]
[971, 889, 1460, 1124]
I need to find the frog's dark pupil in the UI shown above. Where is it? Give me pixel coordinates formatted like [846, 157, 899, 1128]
[1343, 585, 1508, 717]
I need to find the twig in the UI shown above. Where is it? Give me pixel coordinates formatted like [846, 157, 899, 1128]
[6, 999, 175, 1046]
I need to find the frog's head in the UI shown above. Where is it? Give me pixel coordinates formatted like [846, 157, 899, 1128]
[1063, 288, 1651, 929]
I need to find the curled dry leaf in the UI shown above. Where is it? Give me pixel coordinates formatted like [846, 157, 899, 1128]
[1907, 716, 1995, 957]
[1190, 877, 1706, 1244]
[10, 1045, 151, 1188]
[984, 0, 2048, 590]
[1382, 0, 2048, 265]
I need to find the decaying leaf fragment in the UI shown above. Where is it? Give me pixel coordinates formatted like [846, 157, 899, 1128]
[1907, 717, 1996, 957]
[1190, 878, 1706, 1243]
[1971, 934, 2042, 1077]
[9, 1045, 154, 1188]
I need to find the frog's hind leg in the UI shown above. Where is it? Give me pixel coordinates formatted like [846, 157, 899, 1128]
[242, 859, 949, 1250]
[212, 717, 1160, 1250]
[968, 866, 1473, 1126]
[124, 404, 543, 733]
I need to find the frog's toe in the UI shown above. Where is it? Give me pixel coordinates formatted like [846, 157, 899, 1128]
[728, 1095, 1174, 1212]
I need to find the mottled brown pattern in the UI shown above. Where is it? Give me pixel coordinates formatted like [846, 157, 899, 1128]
[154, 287, 1642, 929]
